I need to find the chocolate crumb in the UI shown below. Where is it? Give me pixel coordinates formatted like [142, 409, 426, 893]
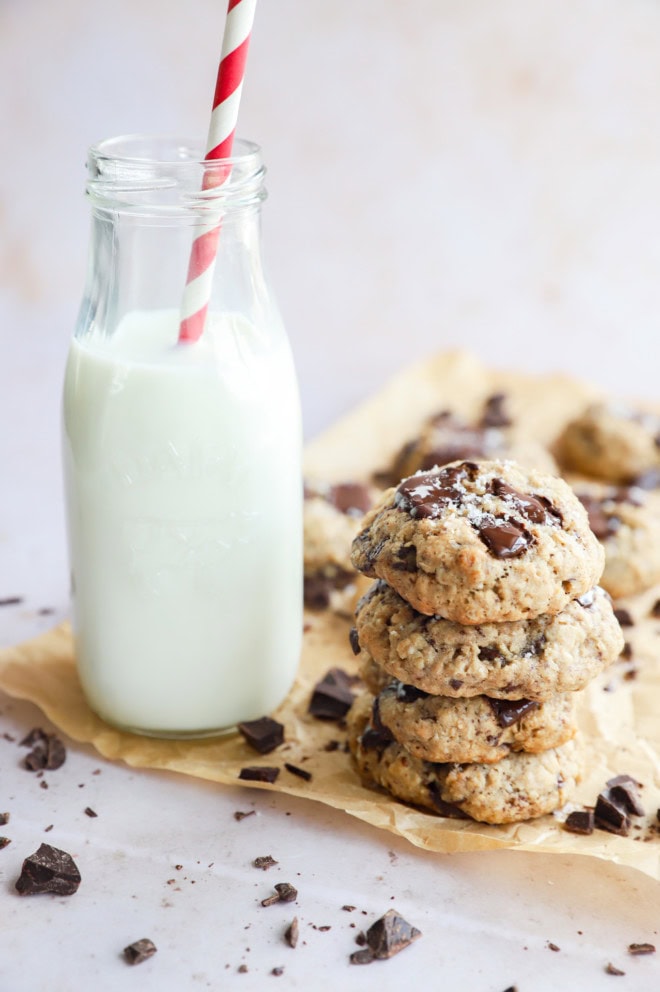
[547, 942, 560, 952]
[271, 966, 284, 976]
[15, 843, 81, 896]
[364, 908, 422, 960]
[0, 812, 9, 826]
[262, 882, 298, 907]
[563, 809, 594, 835]
[613, 608, 634, 627]
[234, 810, 256, 821]
[239, 766, 280, 784]
[605, 962, 625, 976]
[627, 943, 655, 955]
[0, 837, 10, 850]
[0, 596, 23, 607]
[84, 807, 98, 818]
[253, 855, 278, 870]
[124, 938, 157, 965]
[349, 626, 361, 655]
[342, 905, 356, 912]
[21, 729, 66, 772]
[238, 717, 285, 755]
[308, 668, 357, 720]
[651, 599, 660, 618]
[284, 762, 312, 782]
[284, 917, 299, 948]
[238, 964, 248, 973]
[44, 824, 53, 832]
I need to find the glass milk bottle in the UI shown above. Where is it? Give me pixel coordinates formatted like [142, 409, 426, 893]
[62, 135, 303, 737]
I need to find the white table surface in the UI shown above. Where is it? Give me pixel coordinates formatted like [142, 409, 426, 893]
[2, 318, 660, 992]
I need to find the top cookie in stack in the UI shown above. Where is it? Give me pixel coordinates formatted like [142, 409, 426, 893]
[346, 459, 624, 825]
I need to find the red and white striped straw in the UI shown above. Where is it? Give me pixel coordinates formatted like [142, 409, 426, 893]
[178, 0, 257, 344]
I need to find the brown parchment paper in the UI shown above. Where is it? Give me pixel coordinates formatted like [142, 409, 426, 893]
[1, 351, 659, 880]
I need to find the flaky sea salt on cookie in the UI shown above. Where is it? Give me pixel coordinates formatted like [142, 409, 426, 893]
[354, 583, 623, 700]
[347, 694, 581, 825]
[351, 460, 604, 623]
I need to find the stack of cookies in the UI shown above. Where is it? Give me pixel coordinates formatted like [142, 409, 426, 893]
[346, 459, 625, 825]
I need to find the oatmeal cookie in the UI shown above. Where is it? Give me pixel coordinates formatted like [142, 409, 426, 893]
[557, 401, 660, 484]
[353, 583, 622, 700]
[575, 482, 660, 599]
[347, 694, 581, 824]
[371, 681, 577, 764]
[351, 460, 604, 622]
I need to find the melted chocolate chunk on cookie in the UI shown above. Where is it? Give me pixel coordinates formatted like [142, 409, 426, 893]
[328, 483, 372, 517]
[576, 493, 621, 540]
[394, 682, 429, 703]
[488, 697, 540, 728]
[477, 516, 533, 559]
[490, 479, 562, 526]
[395, 463, 478, 519]
[427, 781, 470, 818]
[480, 392, 512, 428]
[360, 704, 395, 752]
[392, 544, 417, 572]
[478, 645, 502, 663]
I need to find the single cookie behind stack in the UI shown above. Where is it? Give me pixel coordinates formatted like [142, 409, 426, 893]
[346, 459, 624, 825]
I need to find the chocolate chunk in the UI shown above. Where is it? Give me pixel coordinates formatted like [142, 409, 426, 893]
[123, 938, 157, 965]
[395, 463, 477, 519]
[261, 882, 298, 907]
[284, 762, 312, 782]
[303, 575, 333, 610]
[448, 678, 464, 689]
[606, 775, 645, 816]
[21, 729, 66, 772]
[271, 966, 284, 976]
[427, 782, 470, 819]
[328, 483, 372, 517]
[84, 807, 98, 818]
[613, 608, 633, 627]
[481, 392, 512, 428]
[0, 596, 23, 607]
[349, 626, 361, 655]
[0, 812, 9, 826]
[308, 668, 357, 720]
[478, 517, 532, 559]
[627, 943, 656, 955]
[547, 943, 560, 952]
[392, 544, 417, 571]
[233, 809, 255, 821]
[0, 837, 11, 850]
[478, 646, 501, 662]
[620, 642, 633, 661]
[360, 701, 395, 752]
[284, 917, 299, 948]
[563, 809, 594, 835]
[364, 909, 422, 960]
[652, 599, 660, 619]
[15, 843, 81, 896]
[350, 948, 375, 965]
[253, 855, 278, 870]
[488, 697, 540, 728]
[395, 682, 429, 703]
[605, 963, 625, 976]
[490, 479, 561, 525]
[239, 766, 280, 784]
[594, 793, 630, 836]
[238, 717, 285, 755]
[577, 493, 620, 540]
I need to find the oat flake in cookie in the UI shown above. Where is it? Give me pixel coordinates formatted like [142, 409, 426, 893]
[347, 695, 581, 825]
[355, 583, 623, 700]
[351, 460, 604, 623]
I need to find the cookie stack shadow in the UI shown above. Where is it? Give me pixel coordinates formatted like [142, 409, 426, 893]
[345, 459, 625, 825]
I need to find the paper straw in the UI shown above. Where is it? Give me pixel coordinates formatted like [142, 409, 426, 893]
[178, 0, 257, 344]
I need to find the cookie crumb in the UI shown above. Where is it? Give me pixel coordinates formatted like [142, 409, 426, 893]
[605, 962, 625, 976]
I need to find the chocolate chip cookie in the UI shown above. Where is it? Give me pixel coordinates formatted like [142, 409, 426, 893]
[351, 460, 604, 623]
[347, 694, 581, 824]
[575, 482, 660, 599]
[354, 582, 622, 700]
[557, 401, 660, 485]
[304, 481, 375, 609]
[371, 681, 577, 764]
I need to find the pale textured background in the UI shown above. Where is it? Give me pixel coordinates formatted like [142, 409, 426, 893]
[2, 0, 660, 444]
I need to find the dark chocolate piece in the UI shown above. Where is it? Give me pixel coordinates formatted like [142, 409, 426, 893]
[392, 544, 418, 571]
[303, 575, 333, 610]
[478, 646, 501, 662]
[328, 483, 372, 516]
[394, 682, 429, 703]
[349, 626, 361, 655]
[284, 762, 312, 782]
[488, 697, 539, 728]
[613, 608, 633, 627]
[563, 809, 594, 835]
[605, 963, 625, 976]
[577, 493, 620, 540]
[627, 943, 656, 955]
[477, 517, 532, 558]
[284, 917, 299, 948]
[481, 392, 512, 428]
[427, 782, 470, 819]
[238, 766, 280, 784]
[490, 479, 561, 525]
[0, 596, 23, 607]
[271, 966, 284, 976]
[308, 668, 357, 720]
[594, 793, 631, 836]
[606, 775, 645, 816]
[21, 729, 66, 772]
[0, 812, 9, 826]
[0, 837, 11, 850]
[237, 717, 285, 755]
[253, 855, 278, 870]
[84, 807, 98, 818]
[123, 938, 157, 965]
[394, 463, 477, 519]
[261, 882, 298, 907]
[651, 599, 660, 619]
[350, 948, 375, 965]
[365, 909, 422, 960]
[15, 843, 81, 896]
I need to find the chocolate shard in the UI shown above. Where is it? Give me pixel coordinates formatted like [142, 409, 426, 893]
[0, 837, 11, 850]
[365, 909, 422, 960]
[488, 697, 540, 728]
[478, 517, 533, 559]
[123, 938, 157, 965]
[238, 766, 280, 784]
[284, 917, 299, 948]
[606, 775, 645, 816]
[21, 729, 66, 772]
[0, 812, 9, 826]
[594, 792, 631, 836]
[262, 882, 298, 907]
[395, 682, 429, 703]
[563, 809, 594, 835]
[627, 943, 656, 955]
[308, 668, 357, 720]
[284, 762, 312, 782]
[253, 855, 278, 870]
[237, 717, 285, 755]
[605, 963, 625, 976]
[15, 843, 81, 896]
[349, 626, 361, 655]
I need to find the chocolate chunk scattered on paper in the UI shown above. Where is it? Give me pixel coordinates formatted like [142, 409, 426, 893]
[239, 766, 280, 784]
[238, 717, 285, 755]
[123, 938, 157, 965]
[15, 843, 81, 896]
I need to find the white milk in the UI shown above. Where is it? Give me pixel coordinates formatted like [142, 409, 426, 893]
[62, 309, 302, 735]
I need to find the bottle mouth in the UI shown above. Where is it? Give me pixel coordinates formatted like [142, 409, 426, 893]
[86, 134, 266, 213]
